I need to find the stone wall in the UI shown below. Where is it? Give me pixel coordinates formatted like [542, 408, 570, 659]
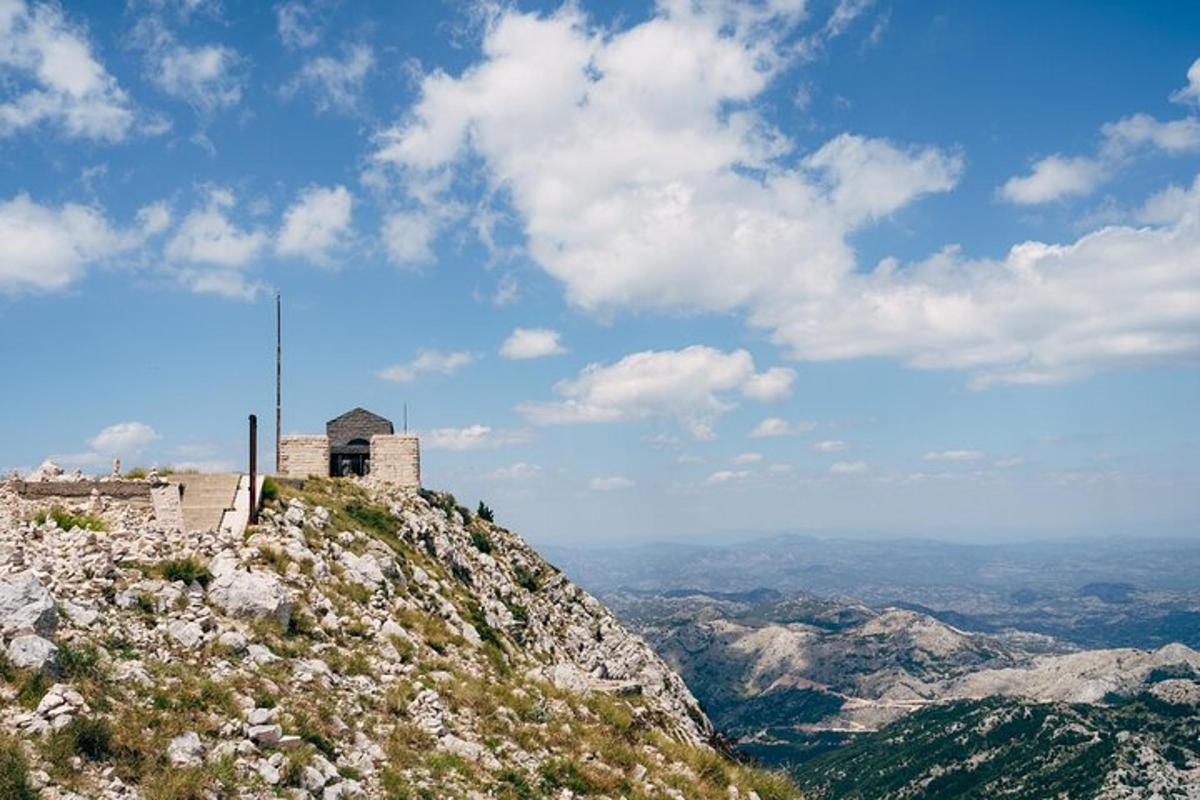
[370, 435, 421, 488]
[15, 480, 153, 503]
[279, 435, 329, 479]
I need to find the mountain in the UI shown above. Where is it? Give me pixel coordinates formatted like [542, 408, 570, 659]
[794, 690, 1200, 799]
[0, 478, 798, 799]
[606, 588, 1200, 795]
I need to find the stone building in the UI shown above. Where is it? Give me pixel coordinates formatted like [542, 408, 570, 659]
[278, 407, 420, 488]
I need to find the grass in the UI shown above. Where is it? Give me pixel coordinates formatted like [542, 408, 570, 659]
[57, 641, 101, 682]
[33, 505, 106, 532]
[157, 557, 212, 587]
[0, 736, 36, 800]
[48, 716, 112, 762]
[260, 476, 280, 502]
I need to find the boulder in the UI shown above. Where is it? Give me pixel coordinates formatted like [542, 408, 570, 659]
[167, 732, 204, 766]
[207, 569, 292, 627]
[7, 634, 58, 674]
[167, 620, 205, 649]
[0, 571, 57, 637]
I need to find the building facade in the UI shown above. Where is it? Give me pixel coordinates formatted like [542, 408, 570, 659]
[278, 407, 420, 488]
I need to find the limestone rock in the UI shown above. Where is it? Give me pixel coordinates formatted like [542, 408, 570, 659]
[167, 732, 204, 766]
[207, 569, 292, 626]
[0, 571, 57, 636]
[7, 634, 58, 673]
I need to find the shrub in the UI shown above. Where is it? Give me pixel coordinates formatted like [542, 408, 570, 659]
[35, 506, 106, 532]
[158, 557, 212, 587]
[51, 716, 113, 761]
[513, 564, 541, 593]
[470, 529, 494, 554]
[476, 501, 495, 523]
[345, 503, 400, 536]
[0, 736, 35, 800]
[16, 671, 48, 709]
[57, 642, 100, 681]
[123, 468, 148, 480]
[260, 477, 280, 503]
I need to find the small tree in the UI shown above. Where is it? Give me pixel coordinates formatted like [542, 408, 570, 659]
[476, 501, 495, 523]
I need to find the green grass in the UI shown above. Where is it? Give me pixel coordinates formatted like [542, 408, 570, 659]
[48, 716, 113, 762]
[0, 736, 36, 800]
[157, 557, 213, 587]
[34, 505, 106, 531]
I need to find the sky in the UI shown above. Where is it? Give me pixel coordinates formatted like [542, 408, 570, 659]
[1, 0, 1198, 546]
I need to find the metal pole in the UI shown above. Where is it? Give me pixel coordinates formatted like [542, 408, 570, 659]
[275, 291, 281, 475]
[249, 414, 258, 525]
[403, 403, 408, 433]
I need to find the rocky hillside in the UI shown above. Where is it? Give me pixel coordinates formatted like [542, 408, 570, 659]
[794, 689, 1200, 799]
[0, 477, 799, 800]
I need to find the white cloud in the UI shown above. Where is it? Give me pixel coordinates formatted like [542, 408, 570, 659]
[499, 327, 566, 360]
[742, 366, 797, 401]
[132, 14, 244, 115]
[1002, 60, 1200, 205]
[424, 425, 530, 451]
[677, 454, 704, 465]
[829, 460, 867, 474]
[276, 184, 353, 265]
[731, 452, 762, 464]
[1171, 57, 1200, 106]
[812, 439, 848, 452]
[275, 0, 322, 49]
[0, 193, 166, 294]
[0, 0, 137, 141]
[994, 457, 1025, 468]
[381, 211, 435, 266]
[373, 5, 1200, 389]
[488, 462, 541, 480]
[518, 346, 795, 438]
[704, 469, 749, 485]
[283, 43, 373, 113]
[167, 190, 264, 268]
[999, 155, 1106, 205]
[377, 349, 476, 382]
[750, 417, 814, 437]
[589, 476, 633, 491]
[923, 449, 985, 462]
[88, 421, 160, 455]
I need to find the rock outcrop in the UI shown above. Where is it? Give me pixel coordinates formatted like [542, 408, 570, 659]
[0, 478, 793, 799]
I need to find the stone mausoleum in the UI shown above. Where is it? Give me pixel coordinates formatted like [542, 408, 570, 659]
[278, 407, 420, 487]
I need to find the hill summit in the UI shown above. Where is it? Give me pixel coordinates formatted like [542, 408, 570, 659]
[0, 477, 798, 800]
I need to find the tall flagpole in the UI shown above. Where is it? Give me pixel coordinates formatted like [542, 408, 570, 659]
[275, 290, 282, 475]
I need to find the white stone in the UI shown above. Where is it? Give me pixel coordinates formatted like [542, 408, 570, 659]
[248, 724, 282, 747]
[168, 620, 204, 649]
[246, 707, 275, 726]
[0, 571, 57, 637]
[207, 569, 293, 626]
[167, 732, 204, 766]
[7, 634, 58, 673]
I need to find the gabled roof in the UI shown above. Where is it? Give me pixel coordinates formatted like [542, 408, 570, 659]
[326, 407, 392, 428]
[325, 408, 394, 446]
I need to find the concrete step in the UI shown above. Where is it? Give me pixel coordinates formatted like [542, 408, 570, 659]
[170, 473, 241, 532]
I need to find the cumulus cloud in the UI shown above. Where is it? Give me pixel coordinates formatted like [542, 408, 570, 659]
[499, 328, 566, 360]
[377, 349, 476, 382]
[1002, 61, 1200, 205]
[1171, 57, 1200, 106]
[731, 452, 762, 464]
[0, 193, 168, 294]
[488, 462, 541, 480]
[282, 43, 373, 113]
[423, 424, 531, 451]
[518, 346, 796, 438]
[750, 417, 813, 437]
[0, 0, 141, 141]
[165, 189, 266, 298]
[704, 469, 749, 485]
[589, 476, 633, 491]
[381, 211, 435, 266]
[132, 17, 243, 114]
[373, 16, 1200, 387]
[88, 421, 160, 454]
[829, 460, 867, 474]
[923, 449, 985, 462]
[276, 184, 352, 265]
[742, 367, 797, 401]
[998, 155, 1106, 204]
[812, 439, 848, 452]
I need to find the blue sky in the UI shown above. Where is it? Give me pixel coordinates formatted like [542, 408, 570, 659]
[1, 0, 1198, 545]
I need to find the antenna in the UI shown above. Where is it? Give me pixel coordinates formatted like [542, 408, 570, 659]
[403, 403, 408, 433]
[275, 290, 281, 475]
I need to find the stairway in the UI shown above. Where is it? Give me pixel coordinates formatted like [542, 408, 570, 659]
[172, 473, 242, 532]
